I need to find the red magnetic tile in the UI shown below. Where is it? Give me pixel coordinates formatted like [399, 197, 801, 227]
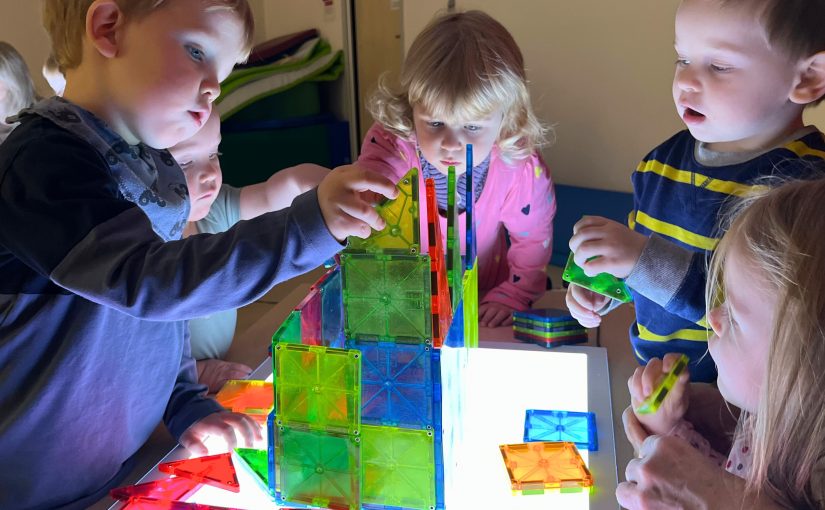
[110, 476, 200, 502]
[158, 453, 239, 493]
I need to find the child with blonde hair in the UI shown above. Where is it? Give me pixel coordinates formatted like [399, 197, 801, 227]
[619, 176, 825, 509]
[0, 0, 395, 508]
[168, 110, 330, 392]
[566, 0, 825, 382]
[0, 41, 37, 143]
[359, 10, 555, 327]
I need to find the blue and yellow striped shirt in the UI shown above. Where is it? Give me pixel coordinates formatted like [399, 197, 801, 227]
[626, 128, 825, 381]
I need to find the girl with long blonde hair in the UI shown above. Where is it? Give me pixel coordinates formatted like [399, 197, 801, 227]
[357, 10, 555, 327]
[619, 176, 825, 508]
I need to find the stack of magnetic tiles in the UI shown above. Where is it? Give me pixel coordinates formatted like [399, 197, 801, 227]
[265, 157, 480, 509]
[512, 308, 588, 348]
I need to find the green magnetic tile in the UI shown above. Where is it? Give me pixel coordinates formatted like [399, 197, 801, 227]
[462, 260, 478, 348]
[348, 167, 420, 254]
[512, 326, 587, 339]
[274, 343, 361, 434]
[446, 165, 462, 308]
[361, 425, 436, 509]
[636, 354, 689, 415]
[562, 252, 632, 303]
[277, 426, 361, 510]
[235, 448, 269, 487]
[272, 310, 302, 346]
[341, 252, 432, 343]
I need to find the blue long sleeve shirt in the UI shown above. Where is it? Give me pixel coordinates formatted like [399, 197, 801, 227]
[0, 116, 342, 509]
[624, 128, 825, 382]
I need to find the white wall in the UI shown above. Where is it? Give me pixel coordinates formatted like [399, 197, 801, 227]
[2, 0, 823, 192]
[403, 0, 825, 192]
[0, 0, 53, 96]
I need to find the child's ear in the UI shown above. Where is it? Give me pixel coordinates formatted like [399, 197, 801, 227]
[790, 51, 825, 105]
[86, 0, 125, 59]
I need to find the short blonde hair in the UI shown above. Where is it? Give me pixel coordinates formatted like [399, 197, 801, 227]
[707, 174, 825, 508]
[0, 41, 37, 120]
[369, 10, 549, 163]
[42, 0, 255, 71]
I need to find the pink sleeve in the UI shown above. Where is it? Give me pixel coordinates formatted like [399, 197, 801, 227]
[356, 123, 418, 184]
[669, 420, 727, 468]
[482, 154, 556, 310]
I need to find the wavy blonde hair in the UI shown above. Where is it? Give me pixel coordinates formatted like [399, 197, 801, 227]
[369, 10, 549, 163]
[0, 42, 37, 121]
[707, 175, 825, 508]
[42, 0, 254, 72]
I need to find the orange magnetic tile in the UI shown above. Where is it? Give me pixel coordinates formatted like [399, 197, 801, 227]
[499, 441, 593, 493]
[158, 452, 240, 493]
[214, 380, 273, 419]
[110, 477, 200, 502]
[425, 178, 452, 348]
[121, 497, 242, 509]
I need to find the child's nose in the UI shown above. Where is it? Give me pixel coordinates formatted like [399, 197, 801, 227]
[675, 67, 700, 92]
[200, 76, 221, 104]
[441, 132, 462, 152]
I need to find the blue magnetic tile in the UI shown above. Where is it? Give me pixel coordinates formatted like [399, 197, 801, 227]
[444, 300, 464, 348]
[512, 308, 576, 323]
[320, 266, 346, 348]
[523, 409, 598, 451]
[431, 349, 444, 510]
[350, 341, 435, 430]
[267, 410, 276, 497]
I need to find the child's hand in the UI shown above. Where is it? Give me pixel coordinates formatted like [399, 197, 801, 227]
[569, 216, 647, 278]
[317, 165, 398, 242]
[179, 410, 263, 456]
[565, 284, 609, 328]
[479, 302, 514, 328]
[628, 354, 690, 436]
[196, 359, 253, 394]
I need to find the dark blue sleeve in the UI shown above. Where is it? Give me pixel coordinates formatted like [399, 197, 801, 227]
[0, 122, 343, 321]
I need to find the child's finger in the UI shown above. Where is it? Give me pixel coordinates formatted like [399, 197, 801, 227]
[228, 414, 262, 447]
[351, 169, 399, 199]
[622, 405, 649, 454]
[642, 357, 664, 396]
[572, 215, 608, 235]
[181, 435, 208, 457]
[339, 199, 385, 231]
[628, 366, 646, 404]
[565, 288, 602, 327]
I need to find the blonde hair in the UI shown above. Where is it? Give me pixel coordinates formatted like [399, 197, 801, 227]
[0, 41, 37, 121]
[707, 175, 825, 508]
[369, 10, 549, 163]
[42, 0, 255, 72]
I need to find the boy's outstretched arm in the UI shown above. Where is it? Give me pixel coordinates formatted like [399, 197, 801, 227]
[0, 129, 395, 322]
[239, 163, 330, 219]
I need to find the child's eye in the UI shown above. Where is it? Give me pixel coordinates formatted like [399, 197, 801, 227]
[186, 45, 205, 62]
[427, 121, 444, 128]
[179, 161, 193, 169]
[675, 58, 690, 67]
[710, 64, 732, 73]
[464, 125, 482, 132]
[209, 152, 222, 160]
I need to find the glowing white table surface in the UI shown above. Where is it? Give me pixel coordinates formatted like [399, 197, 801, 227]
[113, 339, 618, 510]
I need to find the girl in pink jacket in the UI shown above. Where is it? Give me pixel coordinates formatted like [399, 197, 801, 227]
[357, 10, 556, 327]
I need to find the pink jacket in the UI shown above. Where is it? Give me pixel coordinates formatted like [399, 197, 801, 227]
[357, 123, 556, 310]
